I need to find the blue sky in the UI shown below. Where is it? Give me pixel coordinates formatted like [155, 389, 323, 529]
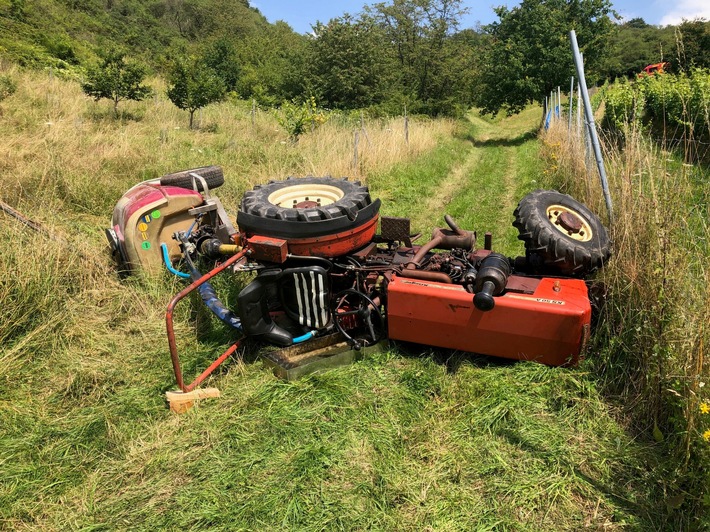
[252, 0, 710, 34]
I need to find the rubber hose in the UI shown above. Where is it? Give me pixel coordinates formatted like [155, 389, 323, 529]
[181, 244, 242, 331]
[161, 243, 191, 279]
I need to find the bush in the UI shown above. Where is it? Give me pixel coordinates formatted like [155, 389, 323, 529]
[603, 70, 710, 160]
[274, 97, 328, 142]
[0, 74, 17, 102]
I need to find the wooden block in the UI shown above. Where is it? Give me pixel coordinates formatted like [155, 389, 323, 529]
[166, 387, 220, 413]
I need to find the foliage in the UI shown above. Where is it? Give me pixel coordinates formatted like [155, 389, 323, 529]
[81, 49, 152, 116]
[0, 74, 17, 102]
[202, 37, 240, 93]
[274, 96, 328, 141]
[234, 21, 309, 106]
[474, 0, 616, 118]
[676, 19, 710, 71]
[365, 0, 476, 116]
[603, 70, 710, 159]
[600, 18, 675, 80]
[9, 0, 26, 21]
[0, 0, 270, 70]
[166, 55, 226, 129]
[602, 77, 646, 130]
[308, 16, 391, 110]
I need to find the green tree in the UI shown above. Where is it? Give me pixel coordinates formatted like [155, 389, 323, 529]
[474, 0, 616, 119]
[676, 19, 710, 70]
[235, 21, 309, 106]
[600, 19, 674, 79]
[308, 15, 392, 109]
[81, 50, 152, 116]
[202, 37, 240, 92]
[166, 56, 226, 128]
[366, 0, 473, 115]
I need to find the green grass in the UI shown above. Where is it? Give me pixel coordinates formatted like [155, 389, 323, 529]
[0, 79, 681, 529]
[6, 353, 662, 530]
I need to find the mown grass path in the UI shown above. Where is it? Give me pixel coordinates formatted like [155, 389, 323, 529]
[373, 107, 542, 256]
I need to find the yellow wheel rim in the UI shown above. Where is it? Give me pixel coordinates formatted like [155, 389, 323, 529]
[268, 184, 344, 208]
[546, 204, 593, 242]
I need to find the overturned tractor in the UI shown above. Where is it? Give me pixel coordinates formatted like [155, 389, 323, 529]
[107, 166, 611, 399]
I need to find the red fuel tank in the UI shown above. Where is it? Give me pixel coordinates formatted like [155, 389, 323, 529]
[387, 275, 591, 366]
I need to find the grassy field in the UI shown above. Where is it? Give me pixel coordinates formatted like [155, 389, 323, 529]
[0, 69, 691, 530]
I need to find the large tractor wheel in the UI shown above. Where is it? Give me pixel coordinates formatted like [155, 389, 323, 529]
[513, 189, 611, 276]
[238, 176, 380, 239]
[237, 177, 381, 258]
[159, 165, 224, 191]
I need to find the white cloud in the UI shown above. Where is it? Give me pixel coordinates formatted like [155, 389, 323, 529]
[660, 0, 710, 25]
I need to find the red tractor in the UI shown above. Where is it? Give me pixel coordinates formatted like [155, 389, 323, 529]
[107, 167, 611, 397]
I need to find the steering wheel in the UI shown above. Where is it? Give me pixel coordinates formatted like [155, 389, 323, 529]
[331, 289, 385, 350]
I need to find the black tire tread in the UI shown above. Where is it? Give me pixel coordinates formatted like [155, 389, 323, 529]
[160, 165, 224, 191]
[240, 176, 371, 223]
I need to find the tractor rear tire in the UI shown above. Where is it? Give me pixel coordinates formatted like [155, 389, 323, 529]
[237, 176, 380, 239]
[513, 189, 611, 276]
[159, 165, 224, 191]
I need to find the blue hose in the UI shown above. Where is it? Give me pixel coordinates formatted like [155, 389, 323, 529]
[293, 331, 316, 344]
[161, 243, 190, 279]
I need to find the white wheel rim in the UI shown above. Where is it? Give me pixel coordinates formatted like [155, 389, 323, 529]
[268, 184, 344, 208]
[546, 204, 593, 242]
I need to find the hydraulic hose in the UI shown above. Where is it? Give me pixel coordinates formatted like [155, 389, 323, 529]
[293, 331, 316, 344]
[161, 243, 191, 279]
[177, 235, 242, 332]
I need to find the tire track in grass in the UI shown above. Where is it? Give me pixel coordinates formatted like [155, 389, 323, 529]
[424, 111, 542, 257]
[409, 145, 484, 237]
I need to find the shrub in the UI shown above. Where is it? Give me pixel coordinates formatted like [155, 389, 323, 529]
[0, 74, 17, 102]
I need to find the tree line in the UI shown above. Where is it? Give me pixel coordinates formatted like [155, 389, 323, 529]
[6, 0, 710, 123]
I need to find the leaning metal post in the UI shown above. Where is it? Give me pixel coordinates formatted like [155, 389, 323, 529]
[568, 77, 574, 132]
[568, 30, 614, 224]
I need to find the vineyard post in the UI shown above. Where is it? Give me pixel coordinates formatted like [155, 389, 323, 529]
[568, 77, 574, 133]
[576, 82, 582, 136]
[404, 104, 409, 146]
[569, 30, 613, 222]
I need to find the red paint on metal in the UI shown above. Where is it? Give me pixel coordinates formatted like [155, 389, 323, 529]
[247, 235, 289, 263]
[387, 275, 590, 366]
[258, 215, 380, 258]
[558, 211, 583, 233]
[166, 250, 247, 392]
[114, 184, 202, 229]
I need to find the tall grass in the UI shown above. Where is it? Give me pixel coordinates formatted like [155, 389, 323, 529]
[542, 108, 709, 525]
[0, 68, 454, 218]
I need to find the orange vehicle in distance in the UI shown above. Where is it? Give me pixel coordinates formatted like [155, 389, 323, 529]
[638, 62, 670, 77]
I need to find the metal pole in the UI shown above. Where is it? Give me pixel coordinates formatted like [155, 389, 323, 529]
[404, 105, 409, 145]
[557, 86, 561, 120]
[569, 30, 613, 222]
[576, 82, 582, 135]
[568, 77, 574, 132]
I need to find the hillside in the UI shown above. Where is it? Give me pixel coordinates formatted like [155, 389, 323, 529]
[0, 0, 272, 68]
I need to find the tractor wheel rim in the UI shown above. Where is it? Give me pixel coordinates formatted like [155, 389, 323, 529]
[546, 204, 593, 242]
[268, 184, 345, 208]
